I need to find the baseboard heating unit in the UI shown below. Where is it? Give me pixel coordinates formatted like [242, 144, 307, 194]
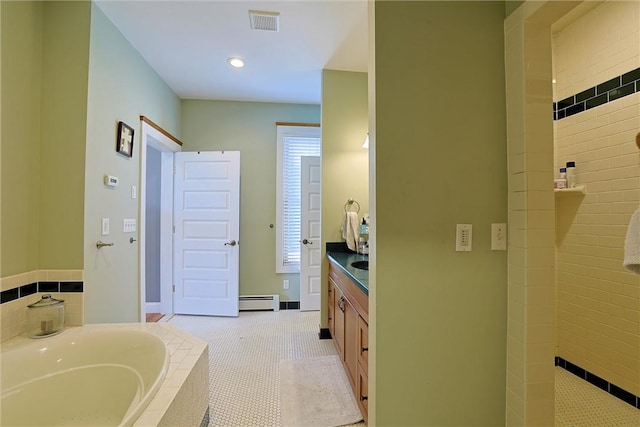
[239, 295, 280, 311]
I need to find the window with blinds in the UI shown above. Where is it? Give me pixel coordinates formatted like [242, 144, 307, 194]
[276, 125, 321, 273]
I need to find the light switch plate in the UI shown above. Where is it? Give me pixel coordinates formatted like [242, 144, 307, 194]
[456, 224, 472, 251]
[123, 219, 136, 233]
[101, 218, 110, 236]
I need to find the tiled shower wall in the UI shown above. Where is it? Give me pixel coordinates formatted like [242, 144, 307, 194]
[552, 1, 640, 397]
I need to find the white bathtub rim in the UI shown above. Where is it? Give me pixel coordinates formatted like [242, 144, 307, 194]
[1, 325, 171, 427]
[1, 322, 209, 427]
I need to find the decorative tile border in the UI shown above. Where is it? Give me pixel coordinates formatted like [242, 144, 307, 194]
[554, 67, 640, 120]
[555, 357, 640, 409]
[1, 281, 83, 304]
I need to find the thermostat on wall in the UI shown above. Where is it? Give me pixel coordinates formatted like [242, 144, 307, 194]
[104, 175, 119, 187]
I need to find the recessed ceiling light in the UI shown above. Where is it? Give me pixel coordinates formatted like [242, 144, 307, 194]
[228, 57, 245, 68]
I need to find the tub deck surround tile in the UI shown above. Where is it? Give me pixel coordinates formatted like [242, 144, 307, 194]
[0, 288, 19, 304]
[64, 323, 210, 427]
[59, 281, 83, 292]
[0, 271, 38, 292]
[133, 410, 164, 427]
[19, 283, 37, 297]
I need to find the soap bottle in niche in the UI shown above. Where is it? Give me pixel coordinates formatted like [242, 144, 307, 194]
[554, 167, 567, 189]
[565, 161, 576, 188]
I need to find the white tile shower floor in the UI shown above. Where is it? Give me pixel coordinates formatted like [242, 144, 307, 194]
[168, 310, 640, 426]
[555, 366, 640, 426]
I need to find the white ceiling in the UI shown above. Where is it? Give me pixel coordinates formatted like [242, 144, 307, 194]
[95, 0, 368, 105]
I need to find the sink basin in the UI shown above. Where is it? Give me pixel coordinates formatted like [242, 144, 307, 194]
[351, 261, 369, 270]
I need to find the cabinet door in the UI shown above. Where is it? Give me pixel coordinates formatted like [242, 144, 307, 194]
[358, 316, 368, 373]
[332, 280, 345, 358]
[344, 297, 358, 392]
[328, 280, 335, 338]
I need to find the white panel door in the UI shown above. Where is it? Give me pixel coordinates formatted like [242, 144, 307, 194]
[300, 156, 321, 311]
[173, 151, 240, 316]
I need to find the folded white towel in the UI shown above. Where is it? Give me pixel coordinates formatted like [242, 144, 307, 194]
[341, 211, 360, 252]
[623, 208, 640, 275]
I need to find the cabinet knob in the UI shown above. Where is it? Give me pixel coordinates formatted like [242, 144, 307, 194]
[360, 395, 368, 401]
[361, 347, 368, 352]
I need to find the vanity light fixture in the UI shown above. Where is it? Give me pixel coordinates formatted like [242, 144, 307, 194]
[227, 57, 246, 68]
[362, 132, 369, 149]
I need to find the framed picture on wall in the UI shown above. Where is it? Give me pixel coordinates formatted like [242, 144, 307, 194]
[116, 121, 134, 158]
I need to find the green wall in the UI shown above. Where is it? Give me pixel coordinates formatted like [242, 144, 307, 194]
[39, 1, 90, 269]
[83, 3, 181, 323]
[1, 1, 42, 276]
[180, 100, 320, 301]
[373, 1, 508, 425]
[320, 69, 369, 327]
[1, 1, 89, 277]
[505, 1, 525, 17]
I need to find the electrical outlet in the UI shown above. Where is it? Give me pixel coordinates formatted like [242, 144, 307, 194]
[456, 224, 472, 251]
[491, 223, 507, 250]
[283, 280, 289, 290]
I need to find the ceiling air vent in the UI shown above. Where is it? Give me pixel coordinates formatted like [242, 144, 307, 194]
[249, 10, 280, 32]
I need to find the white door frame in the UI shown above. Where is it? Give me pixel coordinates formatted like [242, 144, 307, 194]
[138, 120, 181, 322]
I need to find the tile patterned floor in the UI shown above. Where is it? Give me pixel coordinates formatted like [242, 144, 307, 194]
[169, 310, 640, 427]
[169, 310, 357, 427]
[555, 366, 640, 426]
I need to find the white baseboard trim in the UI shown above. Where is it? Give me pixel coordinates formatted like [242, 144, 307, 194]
[146, 302, 162, 313]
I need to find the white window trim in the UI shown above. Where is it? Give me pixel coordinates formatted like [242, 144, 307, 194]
[276, 125, 321, 273]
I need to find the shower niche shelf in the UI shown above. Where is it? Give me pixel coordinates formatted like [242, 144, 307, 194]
[554, 185, 585, 195]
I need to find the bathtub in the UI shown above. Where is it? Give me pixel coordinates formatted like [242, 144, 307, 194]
[1, 327, 169, 426]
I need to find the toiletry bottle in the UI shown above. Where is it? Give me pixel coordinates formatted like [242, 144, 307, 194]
[555, 167, 567, 189]
[358, 237, 366, 254]
[565, 161, 576, 188]
[360, 218, 367, 236]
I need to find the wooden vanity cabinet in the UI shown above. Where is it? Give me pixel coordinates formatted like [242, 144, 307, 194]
[328, 259, 369, 424]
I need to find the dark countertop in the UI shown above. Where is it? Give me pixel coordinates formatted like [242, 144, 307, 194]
[326, 244, 369, 295]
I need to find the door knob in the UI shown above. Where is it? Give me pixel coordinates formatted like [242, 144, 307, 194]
[224, 240, 237, 246]
[302, 238, 312, 245]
